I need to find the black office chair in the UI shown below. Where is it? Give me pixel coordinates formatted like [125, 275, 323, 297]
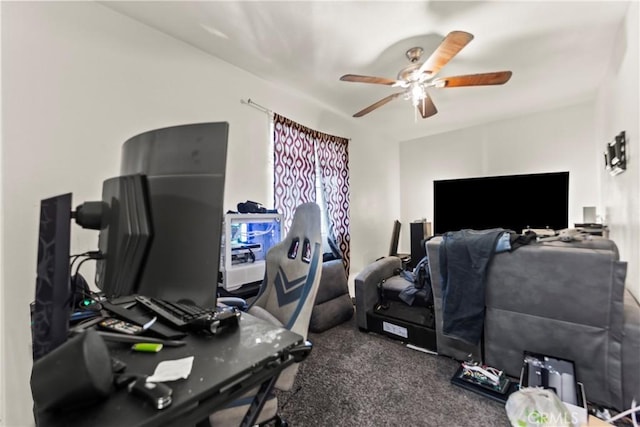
[210, 202, 323, 426]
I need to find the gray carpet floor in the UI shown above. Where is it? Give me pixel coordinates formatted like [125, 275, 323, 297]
[277, 316, 510, 426]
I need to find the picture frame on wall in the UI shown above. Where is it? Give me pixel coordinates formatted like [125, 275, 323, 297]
[604, 131, 626, 176]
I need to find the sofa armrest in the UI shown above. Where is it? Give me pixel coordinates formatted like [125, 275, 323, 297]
[354, 256, 402, 330]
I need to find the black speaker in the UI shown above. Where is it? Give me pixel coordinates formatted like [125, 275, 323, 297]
[31, 329, 113, 412]
[408, 221, 432, 269]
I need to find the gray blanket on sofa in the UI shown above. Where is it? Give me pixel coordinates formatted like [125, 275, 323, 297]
[439, 228, 506, 344]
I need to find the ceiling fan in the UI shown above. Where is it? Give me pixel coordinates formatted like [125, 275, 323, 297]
[339, 31, 512, 119]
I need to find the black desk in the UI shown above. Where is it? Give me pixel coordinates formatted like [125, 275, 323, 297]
[35, 313, 307, 427]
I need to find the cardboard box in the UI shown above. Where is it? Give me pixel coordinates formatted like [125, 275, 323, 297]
[584, 415, 610, 426]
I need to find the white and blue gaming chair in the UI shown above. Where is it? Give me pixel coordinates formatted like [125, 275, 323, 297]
[210, 202, 323, 426]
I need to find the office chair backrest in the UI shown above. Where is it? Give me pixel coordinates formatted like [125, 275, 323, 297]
[250, 202, 323, 341]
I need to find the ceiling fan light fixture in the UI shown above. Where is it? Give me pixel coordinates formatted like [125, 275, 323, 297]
[409, 82, 427, 107]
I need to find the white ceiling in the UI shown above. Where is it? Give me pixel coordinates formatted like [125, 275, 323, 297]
[101, 1, 630, 142]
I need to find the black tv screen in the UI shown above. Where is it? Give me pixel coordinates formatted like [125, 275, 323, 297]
[433, 172, 569, 235]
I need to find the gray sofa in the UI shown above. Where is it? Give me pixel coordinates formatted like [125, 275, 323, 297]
[427, 235, 639, 411]
[355, 235, 640, 411]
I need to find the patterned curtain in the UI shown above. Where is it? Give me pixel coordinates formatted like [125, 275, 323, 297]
[315, 133, 351, 274]
[273, 114, 317, 230]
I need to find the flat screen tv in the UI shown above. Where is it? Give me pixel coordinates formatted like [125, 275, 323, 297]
[433, 172, 569, 235]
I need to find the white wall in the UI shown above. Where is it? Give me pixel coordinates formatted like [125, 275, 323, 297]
[0, 3, 5, 425]
[0, 2, 400, 425]
[595, 1, 639, 300]
[399, 101, 599, 248]
[398, 3, 639, 302]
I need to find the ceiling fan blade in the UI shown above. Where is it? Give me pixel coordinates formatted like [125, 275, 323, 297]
[417, 96, 438, 118]
[340, 74, 397, 86]
[433, 71, 513, 88]
[353, 92, 404, 117]
[418, 31, 474, 77]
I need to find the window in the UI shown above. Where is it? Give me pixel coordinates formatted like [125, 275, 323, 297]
[272, 113, 351, 273]
[314, 155, 331, 253]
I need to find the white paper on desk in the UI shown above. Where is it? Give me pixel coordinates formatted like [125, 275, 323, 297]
[146, 356, 194, 383]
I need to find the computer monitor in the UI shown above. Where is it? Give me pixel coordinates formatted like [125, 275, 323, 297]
[32, 193, 73, 360]
[94, 174, 152, 298]
[117, 122, 229, 308]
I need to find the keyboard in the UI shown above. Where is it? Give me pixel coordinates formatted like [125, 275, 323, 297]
[135, 295, 213, 329]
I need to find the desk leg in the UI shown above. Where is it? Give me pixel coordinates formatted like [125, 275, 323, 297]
[194, 342, 312, 427]
[193, 374, 279, 427]
[240, 374, 279, 427]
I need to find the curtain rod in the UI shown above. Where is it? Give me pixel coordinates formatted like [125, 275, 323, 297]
[240, 98, 272, 115]
[240, 98, 351, 141]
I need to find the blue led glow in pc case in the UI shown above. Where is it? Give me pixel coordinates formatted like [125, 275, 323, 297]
[220, 213, 283, 292]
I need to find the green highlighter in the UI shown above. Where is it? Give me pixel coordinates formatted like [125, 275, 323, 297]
[132, 343, 163, 353]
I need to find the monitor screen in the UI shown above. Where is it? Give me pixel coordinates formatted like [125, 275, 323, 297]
[32, 193, 72, 360]
[433, 172, 569, 235]
[117, 122, 229, 308]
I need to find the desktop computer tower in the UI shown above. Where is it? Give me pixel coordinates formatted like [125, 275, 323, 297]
[220, 213, 283, 292]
